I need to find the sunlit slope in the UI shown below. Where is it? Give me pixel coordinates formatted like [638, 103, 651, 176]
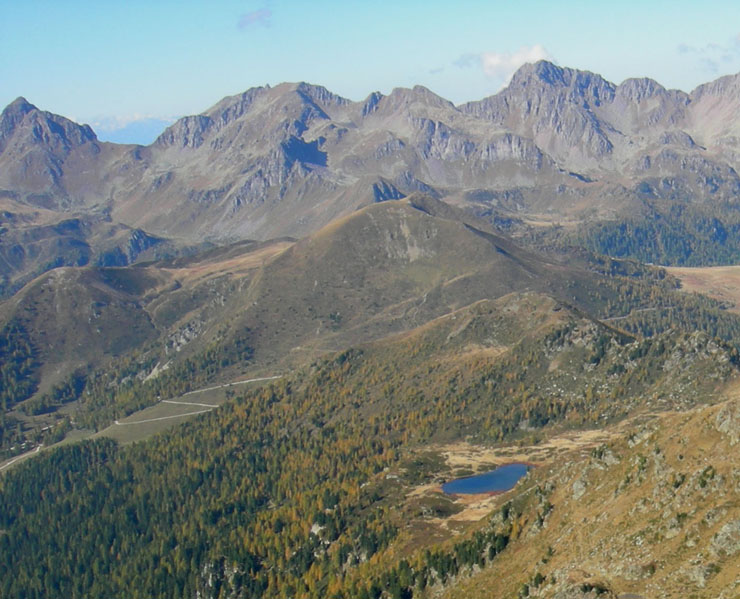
[0, 290, 737, 598]
[220, 196, 613, 366]
[441, 387, 740, 599]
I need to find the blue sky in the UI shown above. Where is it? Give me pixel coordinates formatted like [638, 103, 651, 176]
[3, 0, 740, 144]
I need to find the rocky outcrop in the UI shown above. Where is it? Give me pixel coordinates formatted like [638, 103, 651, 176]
[715, 399, 740, 445]
[711, 519, 740, 557]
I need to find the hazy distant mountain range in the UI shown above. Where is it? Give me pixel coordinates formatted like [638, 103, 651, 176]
[93, 117, 177, 145]
[4, 59, 740, 292]
[4, 60, 740, 233]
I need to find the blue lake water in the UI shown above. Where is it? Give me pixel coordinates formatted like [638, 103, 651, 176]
[442, 463, 531, 494]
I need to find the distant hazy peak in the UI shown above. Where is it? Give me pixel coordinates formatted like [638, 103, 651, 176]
[4, 96, 36, 115]
[367, 85, 457, 118]
[507, 60, 613, 92]
[691, 71, 740, 100]
[0, 96, 97, 151]
[292, 82, 350, 108]
[617, 77, 666, 99]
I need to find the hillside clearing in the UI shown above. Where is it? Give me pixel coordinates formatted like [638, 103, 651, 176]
[667, 265, 740, 313]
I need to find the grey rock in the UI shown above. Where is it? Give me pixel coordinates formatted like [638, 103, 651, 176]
[711, 519, 740, 557]
[716, 400, 740, 446]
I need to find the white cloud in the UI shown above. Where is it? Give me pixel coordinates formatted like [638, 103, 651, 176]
[480, 44, 553, 80]
[238, 8, 271, 30]
[677, 36, 740, 75]
[453, 44, 554, 89]
[453, 53, 479, 69]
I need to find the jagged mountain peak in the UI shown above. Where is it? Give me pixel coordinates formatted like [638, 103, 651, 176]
[291, 81, 350, 108]
[7, 62, 740, 249]
[155, 81, 345, 149]
[685, 71, 740, 149]
[507, 60, 615, 96]
[361, 91, 383, 115]
[616, 77, 671, 101]
[609, 77, 690, 132]
[459, 61, 617, 163]
[690, 70, 740, 100]
[366, 85, 457, 119]
[207, 82, 348, 122]
[0, 96, 97, 153]
[463, 60, 618, 121]
[0, 97, 37, 147]
[507, 60, 569, 87]
[204, 85, 269, 122]
[3, 96, 36, 116]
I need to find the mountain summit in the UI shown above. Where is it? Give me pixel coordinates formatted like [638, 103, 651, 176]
[0, 96, 117, 212]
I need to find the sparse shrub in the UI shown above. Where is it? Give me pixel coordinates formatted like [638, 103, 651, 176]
[698, 465, 716, 488]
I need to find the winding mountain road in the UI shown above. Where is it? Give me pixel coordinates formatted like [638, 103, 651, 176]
[112, 375, 283, 426]
[1, 375, 283, 473]
[0, 445, 41, 472]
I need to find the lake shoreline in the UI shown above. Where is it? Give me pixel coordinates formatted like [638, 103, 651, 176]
[441, 462, 535, 496]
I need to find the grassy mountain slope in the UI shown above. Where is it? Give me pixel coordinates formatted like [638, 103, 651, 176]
[440, 388, 740, 599]
[0, 290, 737, 598]
[0, 266, 161, 392]
[0, 238, 292, 452]
[221, 197, 585, 365]
[5, 196, 740, 456]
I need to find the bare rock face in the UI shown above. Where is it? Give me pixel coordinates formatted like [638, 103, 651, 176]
[608, 77, 689, 132]
[0, 97, 126, 210]
[715, 399, 740, 446]
[571, 477, 587, 500]
[154, 114, 214, 149]
[711, 519, 740, 557]
[461, 62, 618, 167]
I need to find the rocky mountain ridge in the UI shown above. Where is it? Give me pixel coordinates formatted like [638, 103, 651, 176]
[4, 62, 740, 243]
[6, 62, 740, 295]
